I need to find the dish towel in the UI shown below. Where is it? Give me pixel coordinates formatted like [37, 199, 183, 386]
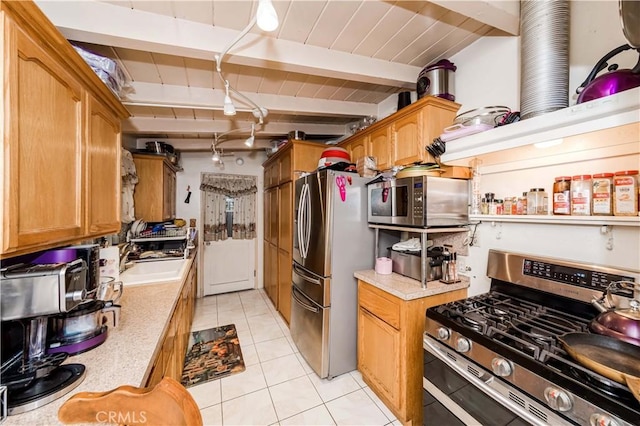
[121, 148, 138, 224]
[392, 238, 422, 252]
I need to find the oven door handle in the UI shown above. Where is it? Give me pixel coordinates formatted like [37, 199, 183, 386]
[423, 336, 549, 426]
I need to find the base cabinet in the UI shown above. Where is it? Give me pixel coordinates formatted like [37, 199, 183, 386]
[146, 255, 197, 387]
[357, 280, 467, 426]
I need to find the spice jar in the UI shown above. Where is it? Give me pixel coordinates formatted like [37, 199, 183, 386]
[516, 192, 528, 215]
[613, 170, 639, 216]
[552, 176, 571, 215]
[592, 173, 614, 216]
[571, 175, 592, 216]
[503, 197, 516, 215]
[495, 199, 504, 215]
[527, 188, 548, 215]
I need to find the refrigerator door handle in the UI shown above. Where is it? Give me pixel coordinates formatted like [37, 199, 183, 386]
[297, 182, 309, 259]
[292, 286, 320, 313]
[304, 182, 311, 259]
[301, 183, 309, 259]
[292, 263, 321, 285]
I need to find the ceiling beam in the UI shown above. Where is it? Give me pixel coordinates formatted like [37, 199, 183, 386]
[124, 82, 378, 117]
[122, 116, 347, 136]
[35, 0, 420, 87]
[429, 0, 520, 35]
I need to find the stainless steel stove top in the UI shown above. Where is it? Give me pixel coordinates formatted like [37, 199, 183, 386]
[425, 250, 640, 426]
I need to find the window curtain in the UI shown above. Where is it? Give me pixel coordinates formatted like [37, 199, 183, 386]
[200, 173, 257, 242]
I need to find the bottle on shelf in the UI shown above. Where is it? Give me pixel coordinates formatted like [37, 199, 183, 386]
[571, 175, 592, 216]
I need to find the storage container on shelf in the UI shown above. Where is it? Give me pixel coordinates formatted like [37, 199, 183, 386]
[613, 170, 639, 216]
[552, 176, 571, 215]
[592, 173, 614, 216]
[527, 188, 548, 215]
[570, 175, 592, 216]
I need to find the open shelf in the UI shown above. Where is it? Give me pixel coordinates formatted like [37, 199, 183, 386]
[369, 224, 469, 233]
[469, 214, 640, 227]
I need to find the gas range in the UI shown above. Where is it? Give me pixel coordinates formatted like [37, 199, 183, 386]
[424, 250, 640, 426]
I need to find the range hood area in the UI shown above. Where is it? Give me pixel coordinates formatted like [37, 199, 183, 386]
[441, 88, 640, 173]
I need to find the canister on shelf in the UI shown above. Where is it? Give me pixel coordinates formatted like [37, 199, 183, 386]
[613, 170, 639, 216]
[527, 188, 548, 215]
[552, 176, 571, 215]
[503, 197, 516, 215]
[571, 175, 592, 216]
[516, 192, 528, 215]
[592, 173, 614, 216]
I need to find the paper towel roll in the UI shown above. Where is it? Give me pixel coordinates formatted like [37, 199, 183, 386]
[375, 257, 392, 275]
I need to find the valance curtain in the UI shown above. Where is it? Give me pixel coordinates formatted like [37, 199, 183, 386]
[200, 173, 257, 242]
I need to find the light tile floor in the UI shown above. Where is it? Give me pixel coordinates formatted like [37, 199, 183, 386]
[188, 289, 400, 426]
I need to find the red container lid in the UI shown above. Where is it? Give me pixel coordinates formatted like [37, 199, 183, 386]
[614, 170, 639, 176]
[554, 176, 571, 181]
[320, 149, 351, 161]
[592, 173, 614, 178]
[572, 175, 592, 180]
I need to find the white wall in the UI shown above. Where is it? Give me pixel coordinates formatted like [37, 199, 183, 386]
[175, 150, 268, 288]
[451, 0, 635, 112]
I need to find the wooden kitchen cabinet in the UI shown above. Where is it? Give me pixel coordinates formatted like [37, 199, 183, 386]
[86, 95, 122, 237]
[343, 134, 368, 162]
[262, 141, 326, 323]
[369, 126, 392, 170]
[339, 96, 459, 170]
[357, 280, 467, 426]
[0, 1, 129, 257]
[132, 154, 178, 222]
[146, 254, 198, 387]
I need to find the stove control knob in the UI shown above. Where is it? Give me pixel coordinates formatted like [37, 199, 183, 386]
[436, 327, 450, 340]
[590, 414, 620, 426]
[490, 358, 512, 377]
[455, 337, 471, 353]
[544, 387, 572, 412]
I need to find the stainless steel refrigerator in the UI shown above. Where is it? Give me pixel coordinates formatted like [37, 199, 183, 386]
[290, 169, 373, 379]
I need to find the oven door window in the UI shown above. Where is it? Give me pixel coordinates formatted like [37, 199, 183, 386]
[370, 186, 408, 217]
[423, 350, 531, 426]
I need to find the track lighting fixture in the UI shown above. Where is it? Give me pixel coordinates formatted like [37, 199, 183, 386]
[245, 123, 255, 147]
[257, 0, 279, 32]
[223, 81, 236, 116]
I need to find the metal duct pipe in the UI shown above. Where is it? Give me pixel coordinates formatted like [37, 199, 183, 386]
[520, 0, 570, 120]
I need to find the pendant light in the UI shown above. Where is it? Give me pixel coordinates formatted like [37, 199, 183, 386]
[244, 123, 255, 147]
[223, 81, 236, 116]
[257, 0, 279, 32]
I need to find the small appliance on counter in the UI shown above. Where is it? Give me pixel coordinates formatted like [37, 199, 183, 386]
[0, 260, 89, 415]
[388, 243, 447, 282]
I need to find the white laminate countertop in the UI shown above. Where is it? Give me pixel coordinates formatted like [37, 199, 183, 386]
[354, 270, 469, 300]
[5, 256, 194, 426]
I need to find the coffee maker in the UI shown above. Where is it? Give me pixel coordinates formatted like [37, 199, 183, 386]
[0, 259, 88, 415]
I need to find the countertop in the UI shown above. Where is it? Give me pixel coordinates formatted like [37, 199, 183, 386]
[5, 256, 194, 426]
[354, 270, 469, 300]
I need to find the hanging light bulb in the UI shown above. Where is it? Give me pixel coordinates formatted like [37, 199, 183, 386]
[223, 81, 236, 116]
[257, 0, 279, 32]
[212, 150, 220, 162]
[244, 123, 255, 147]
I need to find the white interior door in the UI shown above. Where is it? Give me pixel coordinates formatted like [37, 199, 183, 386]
[203, 239, 255, 295]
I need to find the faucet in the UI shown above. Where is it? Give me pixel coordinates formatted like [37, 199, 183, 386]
[119, 243, 132, 273]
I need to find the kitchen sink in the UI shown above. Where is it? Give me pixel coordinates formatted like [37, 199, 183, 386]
[119, 259, 189, 286]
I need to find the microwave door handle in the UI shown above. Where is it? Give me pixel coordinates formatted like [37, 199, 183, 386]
[292, 287, 320, 313]
[292, 263, 321, 285]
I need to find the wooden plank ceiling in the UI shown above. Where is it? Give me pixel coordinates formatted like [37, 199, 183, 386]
[36, 0, 518, 150]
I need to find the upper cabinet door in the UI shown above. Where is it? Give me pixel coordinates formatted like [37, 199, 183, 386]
[2, 21, 85, 253]
[368, 127, 392, 170]
[391, 110, 423, 166]
[85, 95, 122, 236]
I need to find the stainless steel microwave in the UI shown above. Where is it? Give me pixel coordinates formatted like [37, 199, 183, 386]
[367, 176, 469, 227]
